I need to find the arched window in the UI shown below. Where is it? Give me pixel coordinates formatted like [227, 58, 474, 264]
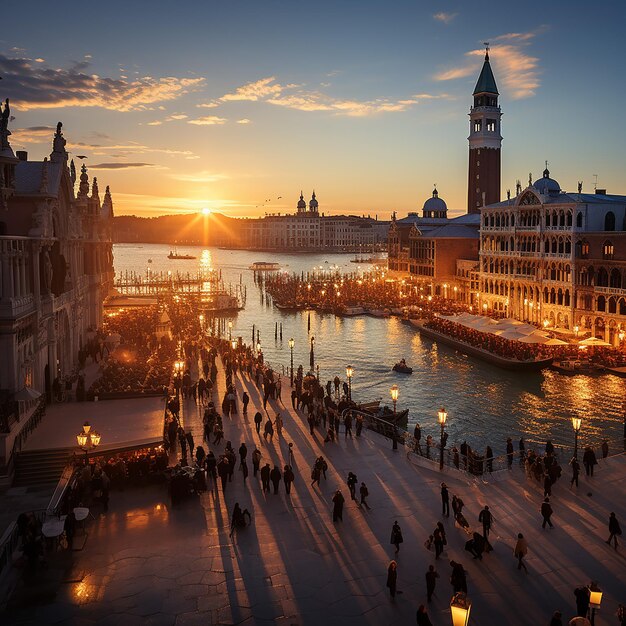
[576, 212, 583, 228]
[597, 268, 609, 287]
[605, 211, 615, 231]
[603, 240, 614, 260]
[597, 295, 606, 312]
[580, 240, 589, 258]
[610, 268, 621, 288]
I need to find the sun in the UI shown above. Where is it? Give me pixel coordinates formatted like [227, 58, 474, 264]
[202, 207, 211, 216]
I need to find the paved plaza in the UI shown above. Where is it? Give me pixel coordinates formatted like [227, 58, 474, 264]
[2, 360, 625, 626]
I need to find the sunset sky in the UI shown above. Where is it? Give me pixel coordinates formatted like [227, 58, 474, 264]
[1, 1, 623, 219]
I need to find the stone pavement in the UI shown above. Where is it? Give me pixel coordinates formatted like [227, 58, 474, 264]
[2, 358, 625, 625]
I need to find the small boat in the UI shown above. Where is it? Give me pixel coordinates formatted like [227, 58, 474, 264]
[342, 306, 365, 316]
[392, 361, 413, 374]
[168, 250, 196, 260]
[551, 360, 604, 376]
[250, 261, 280, 271]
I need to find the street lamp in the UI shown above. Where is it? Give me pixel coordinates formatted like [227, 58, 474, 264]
[450, 592, 471, 626]
[390, 384, 399, 450]
[346, 365, 353, 401]
[288, 337, 295, 386]
[572, 416, 582, 460]
[310, 336, 315, 371]
[438, 407, 448, 470]
[256, 341, 261, 354]
[76, 421, 101, 462]
[589, 582, 602, 626]
[231, 339, 237, 351]
[228, 320, 233, 340]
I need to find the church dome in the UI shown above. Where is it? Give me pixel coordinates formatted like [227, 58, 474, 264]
[297, 191, 306, 210]
[309, 190, 318, 210]
[533, 168, 560, 195]
[422, 188, 447, 214]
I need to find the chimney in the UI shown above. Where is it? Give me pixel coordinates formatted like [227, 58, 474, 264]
[595, 188, 607, 195]
[16, 151, 28, 161]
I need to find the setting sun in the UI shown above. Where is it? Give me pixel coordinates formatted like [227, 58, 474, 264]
[202, 207, 211, 216]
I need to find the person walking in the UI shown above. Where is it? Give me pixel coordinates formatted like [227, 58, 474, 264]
[270, 465, 282, 494]
[479, 505, 492, 539]
[425, 565, 439, 602]
[441, 482, 450, 517]
[449, 561, 467, 594]
[217, 455, 230, 493]
[570, 457, 580, 488]
[386, 560, 398, 599]
[310, 463, 321, 488]
[582, 446, 597, 477]
[347, 472, 358, 500]
[506, 437, 514, 468]
[416, 605, 433, 626]
[260, 463, 271, 493]
[606, 512, 621, 550]
[433, 526, 444, 560]
[254, 411, 263, 435]
[574, 586, 590, 618]
[242, 391, 249, 415]
[238, 442, 248, 468]
[332, 489, 345, 522]
[264, 418, 274, 442]
[283, 465, 294, 495]
[359, 482, 370, 509]
[514, 533, 528, 573]
[414, 423, 422, 454]
[252, 447, 261, 477]
[601, 439, 609, 459]
[543, 473, 553, 498]
[390, 521, 403, 554]
[274, 413, 283, 438]
[541, 497, 554, 529]
[344, 413, 353, 439]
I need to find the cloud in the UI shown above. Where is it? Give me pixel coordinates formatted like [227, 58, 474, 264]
[188, 115, 227, 126]
[433, 12, 458, 24]
[236, 118, 251, 124]
[146, 113, 188, 126]
[11, 126, 56, 144]
[433, 29, 543, 99]
[68, 140, 196, 158]
[196, 102, 219, 109]
[220, 76, 284, 101]
[90, 162, 156, 169]
[0, 53, 204, 111]
[147, 120, 163, 126]
[215, 76, 447, 117]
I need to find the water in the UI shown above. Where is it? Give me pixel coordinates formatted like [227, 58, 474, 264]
[113, 243, 625, 455]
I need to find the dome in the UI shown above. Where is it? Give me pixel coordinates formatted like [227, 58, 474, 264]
[533, 168, 560, 195]
[309, 191, 318, 210]
[422, 188, 447, 214]
[297, 191, 306, 210]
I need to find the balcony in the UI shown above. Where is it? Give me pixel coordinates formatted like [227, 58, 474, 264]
[595, 286, 626, 297]
[0, 294, 35, 319]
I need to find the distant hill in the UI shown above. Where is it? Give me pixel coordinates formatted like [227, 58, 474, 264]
[112, 213, 244, 246]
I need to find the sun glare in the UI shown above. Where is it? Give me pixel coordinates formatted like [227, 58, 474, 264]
[202, 207, 211, 216]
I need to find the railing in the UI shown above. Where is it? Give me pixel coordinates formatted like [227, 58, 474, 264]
[0, 509, 46, 584]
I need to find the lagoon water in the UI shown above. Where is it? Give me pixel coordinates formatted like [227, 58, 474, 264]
[113, 243, 625, 456]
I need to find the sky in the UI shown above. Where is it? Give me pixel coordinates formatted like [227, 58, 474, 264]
[1, 0, 624, 219]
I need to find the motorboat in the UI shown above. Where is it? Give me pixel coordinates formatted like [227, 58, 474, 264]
[168, 249, 196, 260]
[249, 261, 280, 271]
[392, 361, 413, 374]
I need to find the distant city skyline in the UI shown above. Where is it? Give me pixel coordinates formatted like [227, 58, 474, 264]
[1, 1, 623, 218]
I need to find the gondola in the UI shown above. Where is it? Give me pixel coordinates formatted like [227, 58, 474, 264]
[392, 362, 413, 374]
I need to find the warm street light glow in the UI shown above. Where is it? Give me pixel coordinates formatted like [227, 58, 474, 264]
[76, 421, 101, 450]
[90, 431, 101, 447]
[346, 365, 354, 379]
[543, 319, 549, 328]
[231, 339, 237, 350]
[256, 341, 261, 352]
[438, 407, 448, 425]
[288, 337, 294, 349]
[450, 593, 471, 626]
[390, 384, 399, 402]
[76, 431, 88, 447]
[589, 583, 602, 608]
[82, 421, 91, 435]
[572, 417, 582, 432]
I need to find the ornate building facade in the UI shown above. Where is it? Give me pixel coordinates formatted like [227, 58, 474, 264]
[0, 99, 114, 469]
[240, 191, 389, 250]
[479, 169, 626, 342]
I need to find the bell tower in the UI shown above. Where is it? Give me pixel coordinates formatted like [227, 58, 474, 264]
[467, 45, 502, 214]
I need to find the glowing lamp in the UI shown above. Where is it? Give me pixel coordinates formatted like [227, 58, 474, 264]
[346, 365, 354, 380]
[256, 341, 261, 352]
[76, 432, 88, 447]
[572, 417, 582, 432]
[450, 592, 471, 626]
[90, 431, 101, 447]
[231, 340, 237, 350]
[438, 407, 448, 425]
[288, 338, 295, 349]
[82, 421, 92, 435]
[589, 583, 602, 609]
[390, 384, 399, 402]
[543, 319, 549, 328]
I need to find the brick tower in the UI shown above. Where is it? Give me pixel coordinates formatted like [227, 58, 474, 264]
[467, 47, 502, 214]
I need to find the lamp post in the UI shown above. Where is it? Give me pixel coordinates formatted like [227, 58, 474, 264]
[289, 337, 295, 387]
[346, 365, 354, 401]
[588, 582, 602, 626]
[438, 407, 448, 470]
[310, 336, 315, 371]
[450, 592, 471, 626]
[390, 384, 399, 450]
[572, 416, 582, 460]
[76, 421, 101, 463]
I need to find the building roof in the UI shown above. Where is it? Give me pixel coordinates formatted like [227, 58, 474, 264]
[473, 53, 499, 95]
[450, 213, 481, 225]
[485, 190, 626, 209]
[426, 224, 480, 239]
[15, 160, 64, 196]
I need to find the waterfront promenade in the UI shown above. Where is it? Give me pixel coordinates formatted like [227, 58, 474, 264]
[2, 357, 625, 625]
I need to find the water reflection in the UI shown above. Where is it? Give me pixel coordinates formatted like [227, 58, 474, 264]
[113, 244, 625, 454]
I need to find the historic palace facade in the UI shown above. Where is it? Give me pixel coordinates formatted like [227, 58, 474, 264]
[480, 170, 626, 343]
[1, 99, 114, 469]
